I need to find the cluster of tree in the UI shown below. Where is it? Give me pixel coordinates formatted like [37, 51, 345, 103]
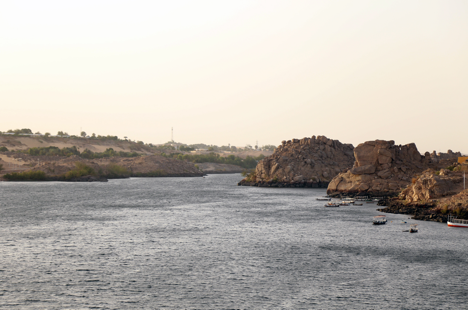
[163, 152, 264, 169]
[26, 146, 81, 157]
[0, 147, 8, 152]
[80, 148, 139, 159]
[1, 129, 33, 135]
[22, 146, 140, 159]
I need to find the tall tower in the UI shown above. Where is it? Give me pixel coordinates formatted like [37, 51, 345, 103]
[171, 127, 174, 142]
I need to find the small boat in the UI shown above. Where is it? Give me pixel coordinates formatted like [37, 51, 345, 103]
[316, 197, 331, 201]
[372, 215, 387, 225]
[339, 201, 350, 206]
[447, 215, 468, 228]
[401, 220, 407, 224]
[365, 200, 374, 204]
[353, 203, 363, 206]
[324, 202, 340, 207]
[409, 224, 418, 233]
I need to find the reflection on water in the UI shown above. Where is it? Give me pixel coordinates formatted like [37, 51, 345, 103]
[0, 174, 467, 309]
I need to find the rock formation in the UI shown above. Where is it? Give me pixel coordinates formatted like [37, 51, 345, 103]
[377, 164, 468, 222]
[430, 150, 462, 163]
[238, 135, 354, 187]
[327, 140, 463, 197]
[399, 167, 465, 203]
[327, 140, 429, 197]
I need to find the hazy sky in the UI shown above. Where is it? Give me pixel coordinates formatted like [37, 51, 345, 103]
[1, 0, 467, 153]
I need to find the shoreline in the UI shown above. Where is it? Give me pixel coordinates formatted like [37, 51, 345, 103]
[238, 180, 330, 188]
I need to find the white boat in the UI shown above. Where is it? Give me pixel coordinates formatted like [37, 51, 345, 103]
[372, 215, 387, 225]
[324, 202, 340, 207]
[447, 215, 468, 228]
[409, 224, 418, 233]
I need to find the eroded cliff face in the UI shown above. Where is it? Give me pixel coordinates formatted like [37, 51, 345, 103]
[327, 140, 429, 196]
[399, 168, 464, 203]
[239, 135, 354, 187]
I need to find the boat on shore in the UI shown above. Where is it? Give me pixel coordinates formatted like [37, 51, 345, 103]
[447, 215, 468, 228]
[372, 215, 387, 225]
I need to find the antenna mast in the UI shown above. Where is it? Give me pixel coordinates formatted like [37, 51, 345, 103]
[171, 127, 173, 142]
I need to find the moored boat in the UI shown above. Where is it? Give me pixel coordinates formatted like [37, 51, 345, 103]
[324, 202, 340, 207]
[372, 215, 387, 225]
[316, 197, 331, 201]
[409, 224, 418, 233]
[447, 215, 468, 228]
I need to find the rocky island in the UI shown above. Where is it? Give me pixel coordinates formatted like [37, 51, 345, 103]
[238, 135, 354, 187]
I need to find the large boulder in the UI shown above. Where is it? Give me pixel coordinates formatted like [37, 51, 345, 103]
[327, 140, 425, 197]
[238, 135, 354, 187]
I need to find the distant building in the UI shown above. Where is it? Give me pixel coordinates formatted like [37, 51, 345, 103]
[459, 157, 468, 164]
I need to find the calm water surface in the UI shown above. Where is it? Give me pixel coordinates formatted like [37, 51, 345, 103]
[0, 174, 467, 309]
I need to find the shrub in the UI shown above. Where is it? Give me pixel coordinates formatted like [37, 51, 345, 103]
[0, 146, 8, 152]
[64, 162, 96, 180]
[104, 163, 130, 178]
[447, 165, 455, 171]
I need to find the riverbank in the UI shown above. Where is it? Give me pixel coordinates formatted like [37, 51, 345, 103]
[377, 199, 448, 223]
[238, 180, 329, 188]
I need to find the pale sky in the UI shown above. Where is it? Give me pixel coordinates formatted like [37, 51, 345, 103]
[1, 0, 467, 153]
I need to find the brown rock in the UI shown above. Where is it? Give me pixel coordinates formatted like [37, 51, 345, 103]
[350, 164, 376, 175]
[241, 135, 354, 187]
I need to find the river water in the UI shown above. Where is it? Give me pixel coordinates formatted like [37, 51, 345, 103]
[0, 174, 467, 309]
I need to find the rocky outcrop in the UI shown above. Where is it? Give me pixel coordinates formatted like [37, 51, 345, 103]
[238, 135, 354, 187]
[399, 163, 468, 203]
[327, 140, 431, 197]
[399, 168, 464, 203]
[429, 150, 462, 163]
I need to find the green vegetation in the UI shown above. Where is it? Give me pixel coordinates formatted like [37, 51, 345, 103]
[22, 146, 140, 159]
[103, 163, 131, 178]
[0, 164, 3, 172]
[3, 170, 47, 181]
[64, 162, 96, 180]
[0, 146, 8, 152]
[241, 169, 257, 182]
[4, 128, 32, 135]
[26, 146, 81, 157]
[80, 148, 139, 159]
[446, 165, 455, 171]
[163, 152, 264, 169]
[179, 145, 195, 152]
